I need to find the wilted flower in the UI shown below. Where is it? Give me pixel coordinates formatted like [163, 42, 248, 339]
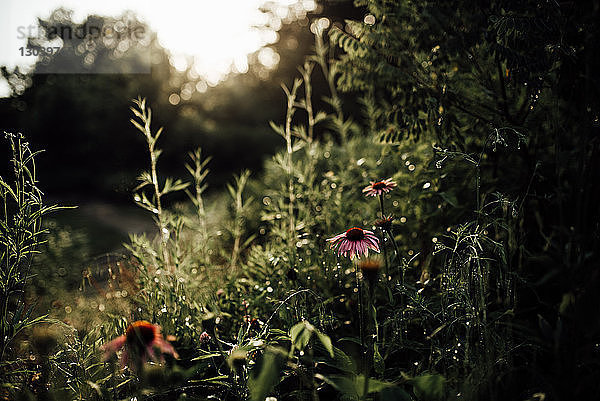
[31, 326, 58, 356]
[374, 214, 395, 232]
[101, 320, 178, 370]
[327, 227, 380, 259]
[362, 178, 397, 197]
[359, 258, 382, 288]
[228, 347, 248, 371]
[200, 331, 211, 345]
[250, 318, 262, 332]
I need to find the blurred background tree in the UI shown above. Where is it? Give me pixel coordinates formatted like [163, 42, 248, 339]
[0, 1, 362, 201]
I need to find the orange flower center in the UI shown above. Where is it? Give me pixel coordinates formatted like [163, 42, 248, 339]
[372, 182, 387, 190]
[126, 321, 157, 347]
[345, 227, 365, 241]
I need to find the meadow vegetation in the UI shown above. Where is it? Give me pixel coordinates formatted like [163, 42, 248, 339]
[1, 1, 599, 400]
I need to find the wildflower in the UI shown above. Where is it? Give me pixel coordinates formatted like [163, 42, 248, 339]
[362, 178, 397, 197]
[101, 320, 178, 370]
[200, 331, 211, 345]
[374, 214, 394, 232]
[327, 227, 380, 259]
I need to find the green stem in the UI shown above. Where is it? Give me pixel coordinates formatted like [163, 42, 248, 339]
[355, 262, 366, 376]
[381, 232, 389, 279]
[386, 230, 402, 283]
[362, 292, 373, 400]
[378, 194, 385, 219]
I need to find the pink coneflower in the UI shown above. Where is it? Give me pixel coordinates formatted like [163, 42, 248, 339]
[101, 320, 178, 370]
[327, 227, 380, 259]
[362, 178, 397, 197]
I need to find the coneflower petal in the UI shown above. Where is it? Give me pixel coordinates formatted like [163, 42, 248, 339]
[326, 227, 381, 260]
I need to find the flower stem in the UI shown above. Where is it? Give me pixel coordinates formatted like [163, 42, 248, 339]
[386, 229, 402, 284]
[362, 291, 374, 401]
[381, 231, 389, 279]
[354, 262, 366, 376]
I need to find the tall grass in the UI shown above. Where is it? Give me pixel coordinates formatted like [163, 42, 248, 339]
[0, 133, 63, 396]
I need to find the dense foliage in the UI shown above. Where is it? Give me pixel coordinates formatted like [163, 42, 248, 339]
[1, 0, 599, 400]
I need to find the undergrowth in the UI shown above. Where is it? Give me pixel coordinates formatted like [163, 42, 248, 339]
[3, 1, 600, 400]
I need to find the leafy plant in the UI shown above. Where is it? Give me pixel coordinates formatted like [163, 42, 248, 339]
[0, 133, 63, 396]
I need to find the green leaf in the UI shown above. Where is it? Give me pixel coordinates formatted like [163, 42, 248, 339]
[356, 375, 394, 396]
[438, 192, 459, 207]
[316, 346, 356, 374]
[380, 386, 414, 401]
[269, 121, 286, 138]
[318, 374, 394, 399]
[373, 343, 385, 375]
[155, 126, 164, 141]
[248, 350, 285, 401]
[315, 374, 358, 400]
[339, 337, 362, 346]
[412, 374, 446, 401]
[130, 118, 146, 134]
[0, 180, 17, 201]
[315, 331, 334, 357]
[314, 111, 328, 124]
[191, 353, 222, 361]
[190, 375, 230, 387]
[289, 321, 333, 356]
[290, 321, 313, 352]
